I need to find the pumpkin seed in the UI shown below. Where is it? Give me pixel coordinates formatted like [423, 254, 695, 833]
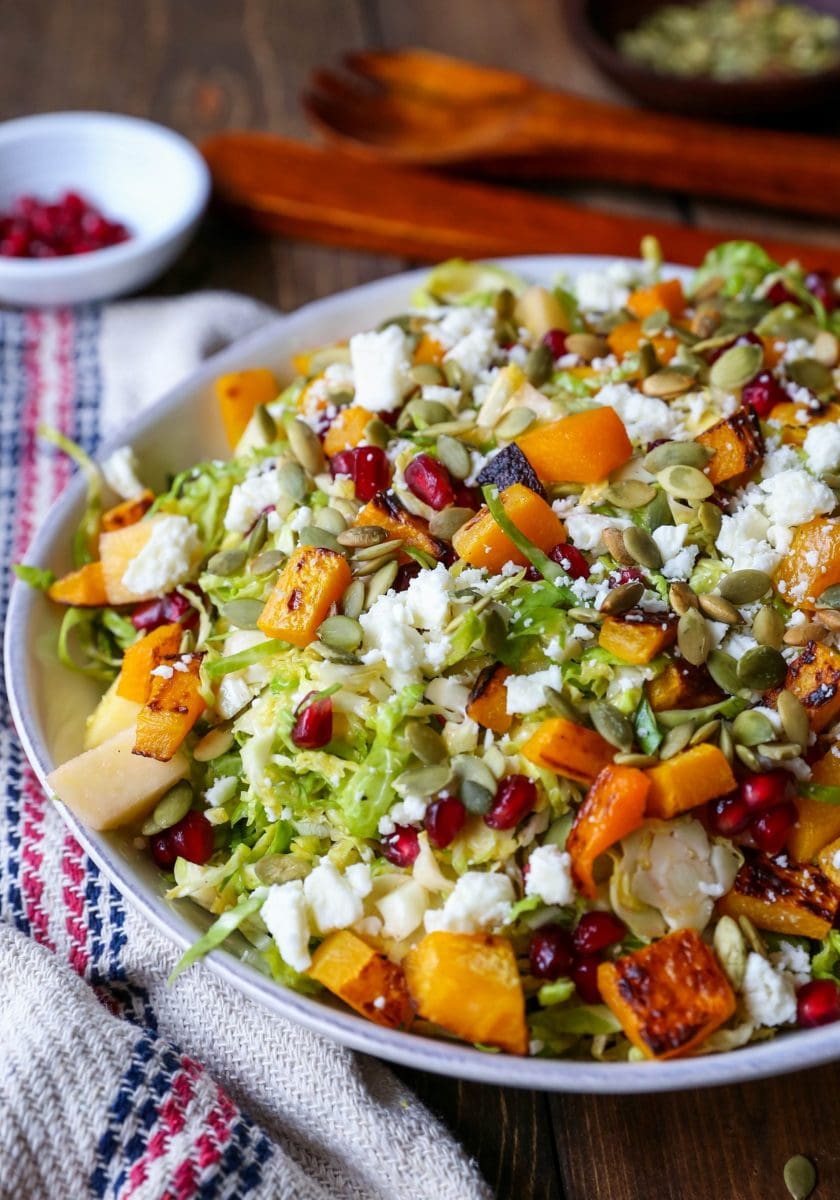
[640, 489, 673, 533]
[698, 500, 723, 538]
[753, 604, 785, 649]
[641, 369, 694, 399]
[677, 608, 711, 666]
[285, 416, 325, 474]
[738, 645, 787, 690]
[690, 301, 721, 339]
[816, 606, 840, 632]
[313, 506, 347, 536]
[818, 583, 840, 609]
[709, 342, 763, 391]
[758, 741, 801, 761]
[783, 622, 826, 646]
[341, 578, 366, 620]
[525, 343, 554, 386]
[600, 580, 645, 615]
[401, 398, 452, 430]
[364, 417, 391, 448]
[395, 762, 452, 797]
[221, 598, 265, 629]
[623, 526, 663, 570]
[732, 708, 775, 747]
[641, 307, 670, 336]
[605, 480, 657, 510]
[249, 549, 285, 576]
[589, 701, 634, 752]
[276, 460, 308, 502]
[429, 506, 475, 539]
[193, 726, 234, 762]
[353, 552, 398, 579]
[255, 404, 277, 443]
[567, 607, 606, 625]
[495, 406, 537, 440]
[453, 754, 498, 794]
[353, 537, 403, 562]
[409, 363, 445, 387]
[482, 607, 508, 657]
[298, 525, 345, 555]
[643, 440, 713, 474]
[638, 341, 660, 378]
[565, 332, 606, 362]
[613, 752, 658, 767]
[669, 581, 698, 615]
[406, 720, 447, 765]
[719, 721, 735, 763]
[337, 525, 389, 549]
[713, 916, 747, 990]
[783, 1154, 817, 1200]
[693, 274, 725, 302]
[494, 287, 516, 319]
[776, 689, 810, 749]
[738, 914, 767, 957]
[814, 330, 839, 368]
[206, 547, 248, 577]
[602, 527, 634, 565]
[436, 434, 471, 480]
[254, 854, 309, 885]
[657, 464, 714, 501]
[461, 779, 494, 815]
[690, 718, 720, 746]
[246, 512, 269, 558]
[788, 358, 834, 393]
[365, 560, 398, 606]
[735, 743, 761, 771]
[318, 614, 363, 652]
[141, 781, 193, 836]
[719, 569, 772, 605]
[698, 592, 741, 624]
[706, 649, 742, 695]
[659, 721, 695, 760]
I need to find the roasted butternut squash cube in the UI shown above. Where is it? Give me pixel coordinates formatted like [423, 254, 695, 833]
[645, 661, 723, 712]
[781, 640, 840, 731]
[413, 332, 446, 365]
[718, 852, 840, 939]
[645, 744, 736, 819]
[697, 409, 764, 485]
[257, 545, 352, 648]
[567, 765, 649, 897]
[101, 490, 155, 533]
[817, 836, 840, 889]
[308, 930, 413, 1029]
[466, 663, 513, 734]
[516, 407, 632, 483]
[775, 518, 840, 609]
[521, 717, 615, 785]
[598, 929, 736, 1060]
[355, 491, 447, 562]
[47, 561, 108, 607]
[215, 368, 279, 447]
[626, 278, 685, 321]
[768, 401, 840, 446]
[133, 653, 206, 762]
[116, 623, 183, 704]
[789, 748, 840, 862]
[606, 320, 679, 365]
[322, 405, 376, 456]
[404, 932, 527, 1055]
[598, 611, 677, 666]
[452, 483, 566, 572]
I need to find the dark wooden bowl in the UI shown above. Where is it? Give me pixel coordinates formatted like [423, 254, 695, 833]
[566, 0, 840, 123]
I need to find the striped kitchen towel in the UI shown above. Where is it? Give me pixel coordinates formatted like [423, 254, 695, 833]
[0, 297, 491, 1200]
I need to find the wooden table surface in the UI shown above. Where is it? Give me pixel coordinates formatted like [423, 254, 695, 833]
[9, 2, 840, 1197]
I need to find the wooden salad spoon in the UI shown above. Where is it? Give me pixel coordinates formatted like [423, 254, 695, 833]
[303, 48, 840, 220]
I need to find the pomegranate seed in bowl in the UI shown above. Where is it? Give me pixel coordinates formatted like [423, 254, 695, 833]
[741, 371, 787, 419]
[541, 329, 568, 360]
[530, 925, 575, 980]
[424, 794, 466, 848]
[750, 801, 797, 855]
[0, 190, 130, 258]
[573, 912, 626, 957]
[740, 770, 790, 813]
[291, 695, 333, 750]
[572, 956, 603, 1004]
[404, 453, 456, 511]
[707, 793, 751, 838]
[169, 811, 215, 865]
[381, 825, 420, 868]
[797, 979, 840, 1028]
[485, 775, 537, 830]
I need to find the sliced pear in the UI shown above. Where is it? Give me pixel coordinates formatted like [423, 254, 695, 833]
[47, 726, 188, 831]
[83, 678, 142, 750]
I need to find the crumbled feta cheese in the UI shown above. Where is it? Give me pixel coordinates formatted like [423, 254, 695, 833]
[524, 845, 575, 905]
[203, 775, 238, 807]
[771, 941, 811, 986]
[575, 263, 634, 313]
[805, 423, 840, 477]
[262, 881, 312, 973]
[741, 951, 797, 1026]
[505, 666, 563, 715]
[594, 381, 682, 445]
[424, 871, 515, 933]
[224, 467, 287, 534]
[102, 445, 145, 500]
[758, 469, 835, 527]
[650, 523, 700, 580]
[150, 663, 175, 680]
[349, 324, 411, 412]
[716, 500, 790, 575]
[359, 563, 452, 686]
[566, 511, 631, 553]
[121, 515, 201, 596]
[303, 860, 365, 934]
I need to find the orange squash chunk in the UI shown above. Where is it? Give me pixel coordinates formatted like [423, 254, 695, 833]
[47, 561, 108, 607]
[101, 490, 155, 533]
[516, 407, 632, 483]
[761, 336, 783, 368]
[215, 368, 279, 448]
[598, 611, 677, 665]
[718, 852, 840, 939]
[598, 929, 736, 1060]
[567, 765, 649, 897]
[789, 749, 840, 862]
[645, 743, 736, 819]
[308, 930, 413, 1030]
[452, 483, 566, 572]
[780, 640, 840, 731]
[404, 932, 527, 1055]
[257, 546, 351, 648]
[117, 623, 183, 704]
[817, 836, 840, 888]
[771, 400, 840, 447]
[646, 661, 722, 712]
[606, 320, 679, 365]
[775, 518, 840, 609]
[355, 491, 447, 562]
[413, 332, 446, 365]
[697, 408, 764, 485]
[133, 653, 206, 762]
[522, 717, 615, 785]
[322, 405, 375, 456]
[626, 278, 685, 321]
[466, 663, 513, 734]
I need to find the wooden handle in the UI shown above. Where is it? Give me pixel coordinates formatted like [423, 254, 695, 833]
[201, 131, 840, 273]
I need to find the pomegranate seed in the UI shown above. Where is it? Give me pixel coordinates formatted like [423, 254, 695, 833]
[452, 481, 481, 509]
[573, 912, 626, 957]
[381, 824, 420, 867]
[169, 811, 214, 865]
[529, 924, 575, 980]
[485, 774, 537, 830]
[542, 329, 568, 360]
[330, 446, 391, 502]
[131, 589, 196, 632]
[707, 330, 763, 364]
[0, 190, 131, 258]
[549, 542, 590, 580]
[425, 794, 466, 849]
[740, 770, 790, 812]
[797, 979, 840, 1027]
[393, 561, 422, 592]
[572, 956, 603, 1004]
[612, 566, 645, 587]
[707, 793, 751, 837]
[741, 370, 787, 419]
[750, 801, 797, 855]
[766, 280, 798, 307]
[404, 453, 456, 511]
[150, 832, 177, 870]
[292, 695, 333, 749]
[805, 269, 837, 313]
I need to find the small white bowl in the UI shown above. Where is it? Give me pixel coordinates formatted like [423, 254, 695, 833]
[0, 112, 210, 306]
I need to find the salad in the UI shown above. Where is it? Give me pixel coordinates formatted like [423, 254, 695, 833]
[28, 239, 840, 1062]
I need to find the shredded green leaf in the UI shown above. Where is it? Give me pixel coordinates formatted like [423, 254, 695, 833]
[38, 425, 102, 566]
[169, 887, 268, 983]
[13, 563, 55, 590]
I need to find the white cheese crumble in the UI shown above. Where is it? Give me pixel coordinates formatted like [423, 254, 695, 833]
[574, 262, 636, 313]
[505, 666, 563, 715]
[120, 515, 201, 597]
[758, 468, 835, 527]
[303, 860, 369, 934]
[262, 880, 311, 973]
[203, 775, 238, 807]
[424, 871, 515, 934]
[359, 562, 453, 686]
[102, 445, 146, 500]
[349, 324, 410, 412]
[651, 523, 700, 580]
[805, 423, 840, 477]
[565, 511, 631, 553]
[594, 381, 682, 445]
[224, 467, 287, 534]
[524, 845, 575, 905]
[741, 951, 797, 1026]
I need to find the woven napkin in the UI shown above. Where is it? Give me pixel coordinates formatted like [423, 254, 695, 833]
[0, 295, 492, 1200]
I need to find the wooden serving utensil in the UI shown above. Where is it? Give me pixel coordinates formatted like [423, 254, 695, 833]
[201, 131, 840, 274]
[303, 48, 840, 220]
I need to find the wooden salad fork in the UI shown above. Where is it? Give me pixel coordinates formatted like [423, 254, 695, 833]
[303, 48, 840, 220]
